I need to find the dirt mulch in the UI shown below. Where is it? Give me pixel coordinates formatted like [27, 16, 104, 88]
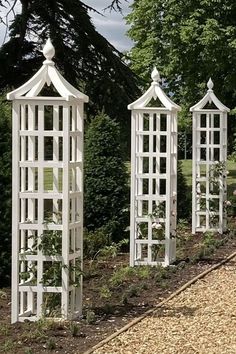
[1, 231, 236, 353]
[90, 256, 236, 354]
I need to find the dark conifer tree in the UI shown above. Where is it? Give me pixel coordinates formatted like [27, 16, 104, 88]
[0, 0, 139, 127]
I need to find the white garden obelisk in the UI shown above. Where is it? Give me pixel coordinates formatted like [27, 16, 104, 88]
[8, 39, 88, 323]
[128, 68, 181, 267]
[191, 79, 229, 234]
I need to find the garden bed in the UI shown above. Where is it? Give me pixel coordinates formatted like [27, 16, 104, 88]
[1, 223, 236, 354]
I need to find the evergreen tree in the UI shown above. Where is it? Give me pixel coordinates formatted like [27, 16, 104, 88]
[0, 0, 140, 131]
[84, 113, 129, 241]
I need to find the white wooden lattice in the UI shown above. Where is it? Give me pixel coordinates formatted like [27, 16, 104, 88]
[8, 39, 88, 323]
[190, 79, 229, 234]
[128, 68, 181, 267]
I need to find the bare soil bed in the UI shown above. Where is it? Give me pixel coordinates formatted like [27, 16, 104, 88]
[1, 226, 236, 354]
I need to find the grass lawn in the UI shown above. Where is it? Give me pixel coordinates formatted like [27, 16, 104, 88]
[181, 159, 236, 198]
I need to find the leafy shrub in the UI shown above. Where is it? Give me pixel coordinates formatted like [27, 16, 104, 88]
[177, 160, 191, 220]
[83, 226, 111, 259]
[84, 113, 129, 242]
[0, 97, 11, 286]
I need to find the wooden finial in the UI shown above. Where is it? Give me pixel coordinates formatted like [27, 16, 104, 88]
[151, 67, 161, 83]
[43, 38, 55, 62]
[207, 78, 214, 91]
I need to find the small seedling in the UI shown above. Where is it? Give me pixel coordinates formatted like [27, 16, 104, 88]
[86, 310, 96, 324]
[69, 322, 80, 337]
[45, 338, 56, 350]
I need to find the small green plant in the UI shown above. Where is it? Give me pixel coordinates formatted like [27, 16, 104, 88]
[2, 339, 15, 352]
[177, 219, 189, 233]
[93, 238, 129, 261]
[83, 227, 111, 259]
[102, 303, 115, 315]
[45, 338, 56, 350]
[41, 294, 61, 317]
[36, 318, 59, 331]
[69, 321, 80, 337]
[99, 285, 112, 299]
[153, 264, 169, 282]
[86, 310, 96, 324]
[126, 284, 139, 297]
[109, 266, 136, 287]
[0, 323, 10, 336]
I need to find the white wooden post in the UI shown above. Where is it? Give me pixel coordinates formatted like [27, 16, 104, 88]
[8, 39, 89, 323]
[190, 79, 229, 234]
[128, 68, 180, 267]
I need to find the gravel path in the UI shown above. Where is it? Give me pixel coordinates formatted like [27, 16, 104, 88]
[91, 257, 236, 354]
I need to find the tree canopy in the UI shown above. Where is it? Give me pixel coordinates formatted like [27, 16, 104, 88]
[0, 0, 139, 124]
[127, 0, 236, 111]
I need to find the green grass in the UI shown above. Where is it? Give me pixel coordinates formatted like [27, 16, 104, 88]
[181, 159, 192, 186]
[43, 168, 63, 191]
[181, 159, 236, 197]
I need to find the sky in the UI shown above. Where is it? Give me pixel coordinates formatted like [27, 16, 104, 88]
[82, 0, 133, 52]
[0, 1, 134, 52]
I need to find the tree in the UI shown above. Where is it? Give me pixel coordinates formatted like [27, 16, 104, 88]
[127, 0, 236, 150]
[0, 0, 139, 134]
[0, 96, 11, 286]
[84, 113, 129, 241]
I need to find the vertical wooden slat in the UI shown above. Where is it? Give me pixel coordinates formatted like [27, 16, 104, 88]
[130, 111, 136, 267]
[12, 101, 20, 323]
[37, 104, 44, 318]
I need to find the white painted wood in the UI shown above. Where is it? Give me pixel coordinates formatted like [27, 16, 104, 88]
[8, 39, 87, 322]
[7, 39, 88, 102]
[190, 79, 229, 234]
[128, 68, 180, 267]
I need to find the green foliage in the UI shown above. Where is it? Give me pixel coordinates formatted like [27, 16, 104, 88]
[177, 160, 191, 220]
[190, 231, 225, 263]
[83, 227, 111, 259]
[45, 338, 56, 350]
[99, 285, 112, 299]
[2, 339, 15, 352]
[127, 0, 236, 151]
[39, 230, 62, 256]
[86, 310, 96, 324]
[84, 113, 129, 242]
[109, 265, 151, 288]
[69, 322, 80, 337]
[0, 1, 139, 155]
[0, 97, 11, 286]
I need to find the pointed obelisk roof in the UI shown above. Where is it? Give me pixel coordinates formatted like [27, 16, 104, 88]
[128, 67, 180, 111]
[7, 38, 89, 102]
[190, 78, 229, 112]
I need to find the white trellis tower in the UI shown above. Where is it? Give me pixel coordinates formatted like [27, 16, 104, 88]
[191, 79, 229, 234]
[128, 68, 181, 267]
[8, 39, 88, 323]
